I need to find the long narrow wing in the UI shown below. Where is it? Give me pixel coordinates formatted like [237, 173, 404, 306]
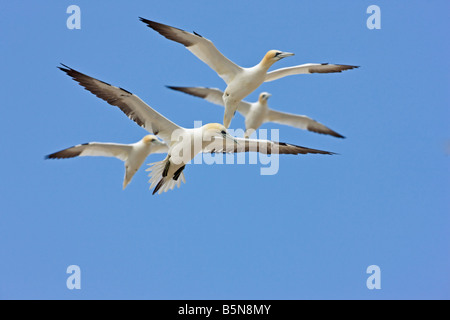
[58, 65, 181, 144]
[140, 18, 242, 84]
[203, 137, 335, 155]
[46, 142, 132, 162]
[265, 63, 359, 82]
[168, 86, 252, 117]
[266, 110, 344, 138]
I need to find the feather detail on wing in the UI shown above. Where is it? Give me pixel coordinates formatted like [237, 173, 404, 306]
[46, 142, 132, 161]
[266, 110, 344, 138]
[140, 18, 242, 84]
[265, 63, 359, 82]
[58, 64, 181, 143]
[203, 137, 335, 155]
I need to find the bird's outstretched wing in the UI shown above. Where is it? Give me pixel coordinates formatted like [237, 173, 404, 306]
[203, 137, 335, 155]
[46, 142, 132, 161]
[168, 86, 252, 117]
[266, 110, 344, 138]
[265, 63, 359, 82]
[58, 64, 181, 144]
[140, 18, 242, 84]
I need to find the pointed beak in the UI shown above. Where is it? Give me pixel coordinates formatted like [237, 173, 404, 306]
[223, 133, 240, 145]
[278, 52, 295, 59]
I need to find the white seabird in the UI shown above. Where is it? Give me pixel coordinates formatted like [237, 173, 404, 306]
[168, 86, 345, 139]
[139, 18, 358, 128]
[46, 135, 168, 189]
[58, 64, 335, 195]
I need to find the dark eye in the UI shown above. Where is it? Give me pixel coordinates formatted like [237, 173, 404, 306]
[221, 130, 226, 135]
[274, 52, 282, 57]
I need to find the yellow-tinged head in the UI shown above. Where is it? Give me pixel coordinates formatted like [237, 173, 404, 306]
[203, 123, 228, 135]
[258, 92, 272, 103]
[261, 50, 295, 67]
[142, 135, 158, 144]
[202, 123, 239, 145]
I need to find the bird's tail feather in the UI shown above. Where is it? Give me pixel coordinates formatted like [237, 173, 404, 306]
[146, 160, 186, 195]
[223, 101, 239, 128]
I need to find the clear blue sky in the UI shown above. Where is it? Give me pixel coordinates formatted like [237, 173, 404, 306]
[1, 1, 448, 299]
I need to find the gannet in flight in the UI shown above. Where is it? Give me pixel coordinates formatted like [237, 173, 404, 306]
[139, 18, 359, 128]
[46, 135, 168, 189]
[168, 86, 345, 139]
[58, 64, 335, 195]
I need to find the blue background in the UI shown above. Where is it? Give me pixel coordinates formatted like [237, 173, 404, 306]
[1, 1, 448, 299]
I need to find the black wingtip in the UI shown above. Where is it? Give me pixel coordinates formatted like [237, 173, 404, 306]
[45, 153, 60, 160]
[58, 63, 71, 70]
[166, 85, 182, 92]
[139, 17, 153, 26]
[58, 63, 72, 74]
[321, 63, 360, 70]
[325, 130, 346, 139]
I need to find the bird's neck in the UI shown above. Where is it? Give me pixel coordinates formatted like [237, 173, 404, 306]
[258, 102, 269, 112]
[258, 56, 276, 71]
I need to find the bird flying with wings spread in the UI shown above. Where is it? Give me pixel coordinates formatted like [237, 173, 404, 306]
[57, 64, 335, 194]
[168, 86, 345, 139]
[46, 135, 168, 189]
[139, 18, 358, 128]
